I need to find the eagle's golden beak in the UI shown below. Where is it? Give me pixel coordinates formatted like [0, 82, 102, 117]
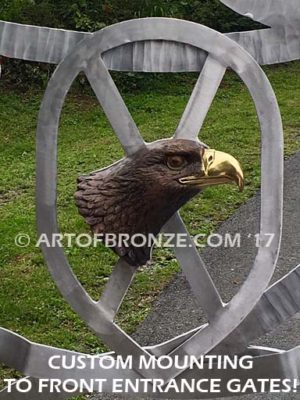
[179, 149, 244, 191]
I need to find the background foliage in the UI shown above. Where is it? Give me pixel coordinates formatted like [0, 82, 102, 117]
[0, 0, 261, 88]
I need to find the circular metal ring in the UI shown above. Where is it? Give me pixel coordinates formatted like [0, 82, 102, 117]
[36, 18, 284, 382]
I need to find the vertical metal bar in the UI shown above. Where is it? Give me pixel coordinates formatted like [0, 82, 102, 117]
[35, 47, 155, 374]
[85, 57, 145, 156]
[98, 259, 137, 320]
[174, 55, 226, 140]
[163, 213, 224, 320]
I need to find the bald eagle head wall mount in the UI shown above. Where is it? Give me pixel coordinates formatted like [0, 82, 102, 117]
[75, 139, 244, 267]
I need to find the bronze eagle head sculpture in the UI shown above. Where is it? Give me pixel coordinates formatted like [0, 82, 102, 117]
[75, 139, 244, 267]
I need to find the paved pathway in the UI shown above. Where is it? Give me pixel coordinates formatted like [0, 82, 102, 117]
[94, 151, 300, 400]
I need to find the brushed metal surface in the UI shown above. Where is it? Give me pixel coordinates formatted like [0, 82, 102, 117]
[1, 0, 300, 70]
[221, 0, 300, 27]
[0, 8, 298, 398]
[0, 21, 89, 64]
[1, 269, 299, 397]
[34, 19, 283, 384]
[163, 213, 224, 320]
[174, 55, 227, 140]
[0, 327, 298, 398]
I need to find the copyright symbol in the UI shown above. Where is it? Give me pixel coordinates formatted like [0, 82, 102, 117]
[15, 233, 30, 248]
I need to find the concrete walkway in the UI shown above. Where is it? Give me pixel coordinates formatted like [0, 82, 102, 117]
[94, 151, 300, 400]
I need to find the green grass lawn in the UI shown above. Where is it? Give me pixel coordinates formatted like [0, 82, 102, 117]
[0, 61, 300, 397]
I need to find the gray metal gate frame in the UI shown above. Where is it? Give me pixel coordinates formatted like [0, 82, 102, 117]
[0, 2, 300, 398]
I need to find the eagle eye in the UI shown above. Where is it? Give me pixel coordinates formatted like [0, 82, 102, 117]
[166, 155, 187, 170]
